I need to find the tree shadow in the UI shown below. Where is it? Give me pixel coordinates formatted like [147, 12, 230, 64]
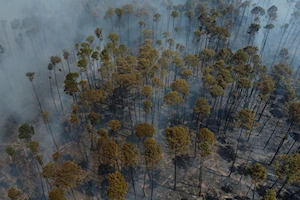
[217, 145, 235, 162]
[236, 163, 250, 176]
[256, 184, 269, 197]
[98, 164, 114, 176]
[175, 154, 195, 170]
[205, 187, 221, 200]
[234, 196, 250, 200]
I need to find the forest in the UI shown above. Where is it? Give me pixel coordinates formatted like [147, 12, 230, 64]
[0, 0, 300, 199]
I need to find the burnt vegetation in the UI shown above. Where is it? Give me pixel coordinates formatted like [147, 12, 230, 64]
[1, 0, 300, 199]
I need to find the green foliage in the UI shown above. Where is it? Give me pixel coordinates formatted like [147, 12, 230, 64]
[144, 138, 162, 169]
[25, 72, 35, 82]
[141, 85, 152, 99]
[181, 68, 193, 80]
[108, 120, 121, 132]
[288, 102, 300, 125]
[263, 189, 276, 200]
[194, 97, 210, 116]
[97, 128, 108, 137]
[271, 63, 293, 84]
[50, 56, 62, 65]
[86, 35, 95, 44]
[49, 188, 66, 200]
[143, 100, 152, 113]
[94, 27, 103, 40]
[41, 161, 85, 189]
[105, 7, 114, 19]
[258, 76, 275, 100]
[274, 154, 300, 183]
[5, 146, 16, 158]
[164, 91, 183, 105]
[170, 79, 189, 97]
[135, 122, 155, 139]
[198, 142, 212, 157]
[199, 128, 215, 145]
[18, 123, 35, 140]
[248, 163, 267, 184]
[183, 54, 199, 68]
[7, 187, 21, 200]
[121, 143, 139, 168]
[284, 87, 296, 102]
[235, 109, 256, 130]
[64, 73, 79, 95]
[101, 139, 119, 166]
[27, 140, 39, 155]
[165, 125, 190, 153]
[108, 32, 119, 45]
[209, 84, 224, 98]
[107, 171, 128, 200]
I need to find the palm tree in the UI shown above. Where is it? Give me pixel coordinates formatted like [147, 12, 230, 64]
[26, 72, 44, 115]
[50, 56, 64, 114]
[47, 64, 59, 114]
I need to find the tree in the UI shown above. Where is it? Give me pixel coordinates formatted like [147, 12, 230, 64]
[115, 8, 124, 43]
[18, 123, 35, 140]
[26, 72, 44, 116]
[153, 13, 161, 40]
[88, 112, 99, 150]
[101, 139, 119, 171]
[107, 171, 128, 200]
[50, 56, 64, 113]
[121, 143, 139, 200]
[108, 120, 121, 141]
[64, 72, 79, 101]
[41, 161, 85, 199]
[143, 138, 162, 199]
[171, 10, 179, 35]
[270, 102, 300, 164]
[135, 122, 155, 141]
[47, 64, 59, 113]
[184, 10, 194, 47]
[6, 146, 16, 164]
[248, 163, 267, 200]
[49, 188, 67, 200]
[229, 109, 255, 177]
[63, 49, 71, 73]
[273, 154, 300, 196]
[7, 187, 21, 200]
[264, 189, 276, 200]
[198, 128, 215, 196]
[122, 4, 134, 46]
[105, 7, 115, 31]
[247, 23, 260, 45]
[165, 125, 190, 190]
[164, 91, 183, 124]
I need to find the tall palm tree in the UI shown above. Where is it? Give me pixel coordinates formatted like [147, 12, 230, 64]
[26, 72, 44, 115]
[50, 56, 64, 114]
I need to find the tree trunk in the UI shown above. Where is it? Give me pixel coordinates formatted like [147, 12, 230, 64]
[264, 120, 280, 150]
[131, 167, 137, 200]
[174, 152, 177, 190]
[269, 123, 293, 165]
[198, 155, 203, 197]
[143, 169, 148, 197]
[34, 157, 47, 200]
[229, 128, 243, 177]
[287, 133, 299, 154]
[54, 67, 64, 114]
[276, 179, 288, 197]
[151, 167, 154, 200]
